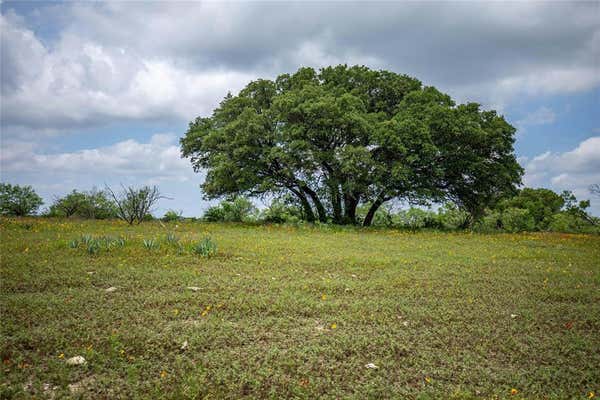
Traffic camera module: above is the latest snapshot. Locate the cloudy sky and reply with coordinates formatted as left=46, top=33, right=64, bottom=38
left=1, top=1, right=599, bottom=216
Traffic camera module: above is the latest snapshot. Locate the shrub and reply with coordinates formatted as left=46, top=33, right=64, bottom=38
left=47, top=189, right=117, bottom=219
left=547, top=212, right=597, bottom=233
left=192, top=237, right=217, bottom=257
left=203, top=205, right=226, bottom=222
left=203, top=197, right=257, bottom=222
left=261, top=200, right=301, bottom=224
left=437, top=203, right=470, bottom=230
left=106, top=185, right=165, bottom=225
left=163, top=209, right=182, bottom=222
left=475, top=210, right=502, bottom=233
left=500, top=207, right=535, bottom=232
left=0, top=183, right=44, bottom=216
left=394, top=208, right=440, bottom=230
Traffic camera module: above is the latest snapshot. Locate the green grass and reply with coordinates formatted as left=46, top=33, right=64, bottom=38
left=1, top=218, right=599, bottom=399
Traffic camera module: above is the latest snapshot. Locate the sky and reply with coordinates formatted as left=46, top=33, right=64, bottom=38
left=1, top=1, right=599, bottom=216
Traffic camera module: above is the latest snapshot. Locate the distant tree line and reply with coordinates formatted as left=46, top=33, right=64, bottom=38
left=201, top=188, right=599, bottom=233
left=1, top=183, right=598, bottom=233
left=0, top=183, right=164, bottom=225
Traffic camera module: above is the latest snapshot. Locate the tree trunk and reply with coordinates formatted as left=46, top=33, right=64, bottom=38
left=301, top=185, right=328, bottom=222
left=343, top=192, right=359, bottom=224
left=289, top=187, right=315, bottom=222
left=330, top=183, right=343, bottom=224
left=363, top=196, right=386, bottom=227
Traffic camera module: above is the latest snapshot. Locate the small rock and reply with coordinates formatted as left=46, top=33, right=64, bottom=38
left=186, top=286, right=201, bottom=291
left=510, top=314, right=518, bottom=319
left=66, top=356, right=87, bottom=366
left=181, top=340, right=189, bottom=350
left=104, top=287, right=117, bottom=293
left=87, top=271, right=95, bottom=275
left=365, top=363, right=379, bottom=369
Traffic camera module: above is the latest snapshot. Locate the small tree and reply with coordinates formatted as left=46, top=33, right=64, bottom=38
left=48, top=188, right=117, bottom=219
left=0, top=183, right=43, bottom=216
left=106, top=185, right=165, bottom=225
left=49, top=190, right=88, bottom=217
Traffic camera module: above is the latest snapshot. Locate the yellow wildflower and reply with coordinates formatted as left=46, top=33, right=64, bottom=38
left=331, top=323, right=337, bottom=329
left=510, top=388, right=518, bottom=395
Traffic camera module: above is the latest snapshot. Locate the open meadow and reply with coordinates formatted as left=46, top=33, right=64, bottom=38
left=1, top=218, right=599, bottom=399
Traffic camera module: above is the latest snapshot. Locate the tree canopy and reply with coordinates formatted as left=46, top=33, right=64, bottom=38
left=181, top=65, right=522, bottom=225
left=0, top=183, right=44, bottom=216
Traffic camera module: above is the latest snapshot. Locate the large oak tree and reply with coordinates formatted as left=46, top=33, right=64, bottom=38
left=181, top=65, right=522, bottom=225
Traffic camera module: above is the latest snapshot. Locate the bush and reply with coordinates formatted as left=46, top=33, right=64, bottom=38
left=0, top=183, right=43, bottom=216
left=437, top=203, right=470, bottom=230
left=500, top=207, right=536, bottom=232
left=203, top=197, right=257, bottom=222
left=547, top=212, right=597, bottom=233
left=260, top=200, right=301, bottom=224
left=203, top=205, right=226, bottom=222
left=394, top=208, right=440, bottom=230
left=163, top=209, right=182, bottom=222
left=48, top=189, right=117, bottom=219
left=106, top=185, right=164, bottom=225
left=475, top=210, right=502, bottom=233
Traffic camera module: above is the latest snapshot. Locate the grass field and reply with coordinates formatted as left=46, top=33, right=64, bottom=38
left=1, top=218, right=599, bottom=399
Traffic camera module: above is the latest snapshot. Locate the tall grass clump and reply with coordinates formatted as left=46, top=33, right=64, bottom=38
left=192, top=237, right=217, bottom=257
left=142, top=238, right=159, bottom=251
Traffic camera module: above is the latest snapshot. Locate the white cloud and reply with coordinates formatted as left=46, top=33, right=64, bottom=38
left=1, top=133, right=192, bottom=179
left=0, top=13, right=254, bottom=132
left=522, top=136, right=600, bottom=214
left=0, top=133, right=209, bottom=215
left=2, top=2, right=599, bottom=132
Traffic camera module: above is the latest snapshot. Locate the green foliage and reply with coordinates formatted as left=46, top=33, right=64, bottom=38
left=181, top=65, right=522, bottom=226
left=356, top=203, right=393, bottom=227
left=162, top=209, right=182, bottom=222
left=499, top=207, right=536, bottom=233
left=203, top=205, right=226, bottom=222
left=0, top=183, right=44, bottom=216
left=497, top=188, right=564, bottom=229
left=165, top=232, right=179, bottom=244
left=481, top=188, right=597, bottom=233
left=48, top=189, right=117, bottom=219
left=203, top=197, right=256, bottom=222
left=548, top=212, right=599, bottom=233
left=192, top=237, right=217, bottom=257
left=393, top=208, right=441, bottom=230
left=260, top=200, right=302, bottom=224
left=69, top=234, right=126, bottom=255
left=475, top=211, right=503, bottom=233
left=143, top=238, right=159, bottom=250
left=436, top=203, right=470, bottom=230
